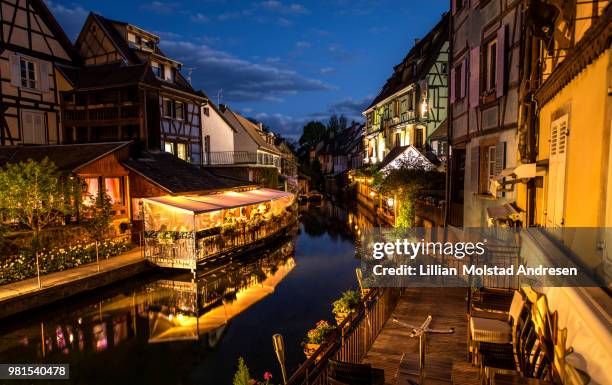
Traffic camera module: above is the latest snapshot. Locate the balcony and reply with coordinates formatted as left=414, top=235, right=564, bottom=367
left=203, top=151, right=280, bottom=167
left=63, top=104, right=140, bottom=126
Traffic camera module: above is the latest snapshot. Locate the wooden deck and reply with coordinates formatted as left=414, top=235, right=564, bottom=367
left=361, top=288, right=470, bottom=385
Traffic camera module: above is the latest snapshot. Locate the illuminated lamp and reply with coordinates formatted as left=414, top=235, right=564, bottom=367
left=387, top=198, right=395, bottom=207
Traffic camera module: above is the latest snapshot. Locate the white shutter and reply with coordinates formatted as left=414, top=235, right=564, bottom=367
left=494, top=142, right=506, bottom=175
left=9, top=54, right=21, bottom=87
left=546, top=115, right=569, bottom=227
left=39, top=62, right=50, bottom=92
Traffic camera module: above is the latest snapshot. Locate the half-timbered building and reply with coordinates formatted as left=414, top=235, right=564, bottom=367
left=0, top=0, right=79, bottom=146
left=362, top=13, right=449, bottom=166
left=447, top=0, right=523, bottom=227
left=59, top=13, right=205, bottom=164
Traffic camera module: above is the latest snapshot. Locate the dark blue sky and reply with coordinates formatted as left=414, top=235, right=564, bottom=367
left=45, top=0, right=448, bottom=139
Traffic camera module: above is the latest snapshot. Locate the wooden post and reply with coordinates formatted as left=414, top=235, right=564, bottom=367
left=35, top=252, right=42, bottom=288
left=96, top=241, right=100, bottom=273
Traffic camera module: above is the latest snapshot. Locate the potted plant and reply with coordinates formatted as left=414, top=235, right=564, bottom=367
left=303, top=320, right=335, bottom=359
left=332, top=290, right=361, bottom=325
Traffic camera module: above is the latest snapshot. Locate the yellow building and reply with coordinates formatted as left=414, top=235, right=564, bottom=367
left=516, top=1, right=611, bottom=229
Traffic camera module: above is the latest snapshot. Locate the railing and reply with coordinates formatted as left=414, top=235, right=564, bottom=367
left=286, top=287, right=403, bottom=385
left=63, top=105, right=140, bottom=122
left=203, top=151, right=280, bottom=167
left=144, top=215, right=297, bottom=270
left=0, top=231, right=143, bottom=288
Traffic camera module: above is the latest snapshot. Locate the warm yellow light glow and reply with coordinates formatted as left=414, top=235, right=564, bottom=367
left=421, top=100, right=428, bottom=117
left=369, top=191, right=376, bottom=197
left=387, top=198, right=395, bottom=207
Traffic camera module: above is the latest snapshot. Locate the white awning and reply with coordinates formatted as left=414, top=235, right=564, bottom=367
left=141, top=188, right=294, bottom=214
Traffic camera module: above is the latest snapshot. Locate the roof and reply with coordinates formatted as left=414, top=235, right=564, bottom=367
left=378, top=145, right=435, bottom=174
left=122, top=152, right=254, bottom=194
left=428, top=119, right=448, bottom=140
left=76, top=13, right=142, bottom=64
left=29, top=0, right=80, bottom=64
left=366, top=13, right=449, bottom=110
left=142, top=188, right=293, bottom=214
left=0, top=142, right=130, bottom=173
left=221, top=107, right=281, bottom=155
left=75, top=13, right=200, bottom=96
left=56, top=62, right=154, bottom=90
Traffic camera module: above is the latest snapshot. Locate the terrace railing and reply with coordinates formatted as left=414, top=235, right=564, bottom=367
left=286, top=287, right=403, bottom=385
left=203, top=151, right=281, bottom=167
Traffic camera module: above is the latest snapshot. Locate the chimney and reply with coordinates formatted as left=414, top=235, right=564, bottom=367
left=219, top=104, right=227, bottom=112
left=414, top=38, right=420, bottom=45
left=258, top=122, right=264, bottom=131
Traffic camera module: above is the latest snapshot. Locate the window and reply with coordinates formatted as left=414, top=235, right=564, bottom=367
left=163, top=99, right=174, bottom=118
left=176, top=143, right=187, bottom=161
left=20, top=58, right=38, bottom=89
left=454, top=64, right=462, bottom=100
left=22, top=111, right=46, bottom=144
left=486, top=40, right=498, bottom=91
left=152, top=62, right=165, bottom=80
left=441, top=63, right=448, bottom=75
left=104, top=177, right=124, bottom=205
left=83, top=177, right=100, bottom=205
left=164, top=142, right=174, bottom=154
left=204, top=135, right=211, bottom=164
left=414, top=128, right=424, bottom=148
left=175, top=101, right=184, bottom=120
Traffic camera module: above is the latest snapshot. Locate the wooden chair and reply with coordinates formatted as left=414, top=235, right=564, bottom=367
left=328, top=359, right=385, bottom=385
left=470, top=290, right=526, bottom=364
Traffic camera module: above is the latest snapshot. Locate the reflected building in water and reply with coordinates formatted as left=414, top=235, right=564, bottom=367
left=0, top=240, right=296, bottom=360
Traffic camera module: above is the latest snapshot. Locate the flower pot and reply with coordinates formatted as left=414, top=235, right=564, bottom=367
left=334, top=312, right=349, bottom=325
left=303, top=343, right=321, bottom=359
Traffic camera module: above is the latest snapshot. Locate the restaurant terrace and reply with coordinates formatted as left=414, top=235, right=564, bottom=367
left=142, top=188, right=295, bottom=269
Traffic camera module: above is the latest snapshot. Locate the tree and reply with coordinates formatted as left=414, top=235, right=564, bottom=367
left=298, top=121, right=327, bottom=149
left=0, top=158, right=79, bottom=249
left=379, top=160, right=445, bottom=228
left=327, top=114, right=348, bottom=137
left=83, top=191, right=114, bottom=242
left=233, top=358, right=251, bottom=385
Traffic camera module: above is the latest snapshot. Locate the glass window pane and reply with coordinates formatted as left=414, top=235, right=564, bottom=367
left=105, top=177, right=123, bottom=205
left=164, top=142, right=174, bottom=154
left=177, top=143, right=187, bottom=160
left=84, top=177, right=100, bottom=205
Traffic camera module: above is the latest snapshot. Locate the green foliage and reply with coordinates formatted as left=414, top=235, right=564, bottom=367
left=332, top=290, right=361, bottom=315
left=259, top=168, right=279, bottom=189
left=305, top=320, right=335, bottom=344
left=83, top=191, right=114, bottom=241
left=0, top=240, right=131, bottom=285
left=378, top=162, right=445, bottom=229
left=327, top=114, right=348, bottom=137
left=298, top=121, right=328, bottom=149
left=0, top=158, right=80, bottom=248
left=233, top=358, right=251, bottom=385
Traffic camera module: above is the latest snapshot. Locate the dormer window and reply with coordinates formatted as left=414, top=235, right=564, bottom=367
left=152, top=62, right=165, bottom=80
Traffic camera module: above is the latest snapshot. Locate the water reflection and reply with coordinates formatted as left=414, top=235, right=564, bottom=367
left=146, top=243, right=296, bottom=344
left=0, top=201, right=379, bottom=384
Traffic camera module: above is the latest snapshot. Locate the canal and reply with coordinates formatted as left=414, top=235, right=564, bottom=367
left=0, top=201, right=380, bottom=385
